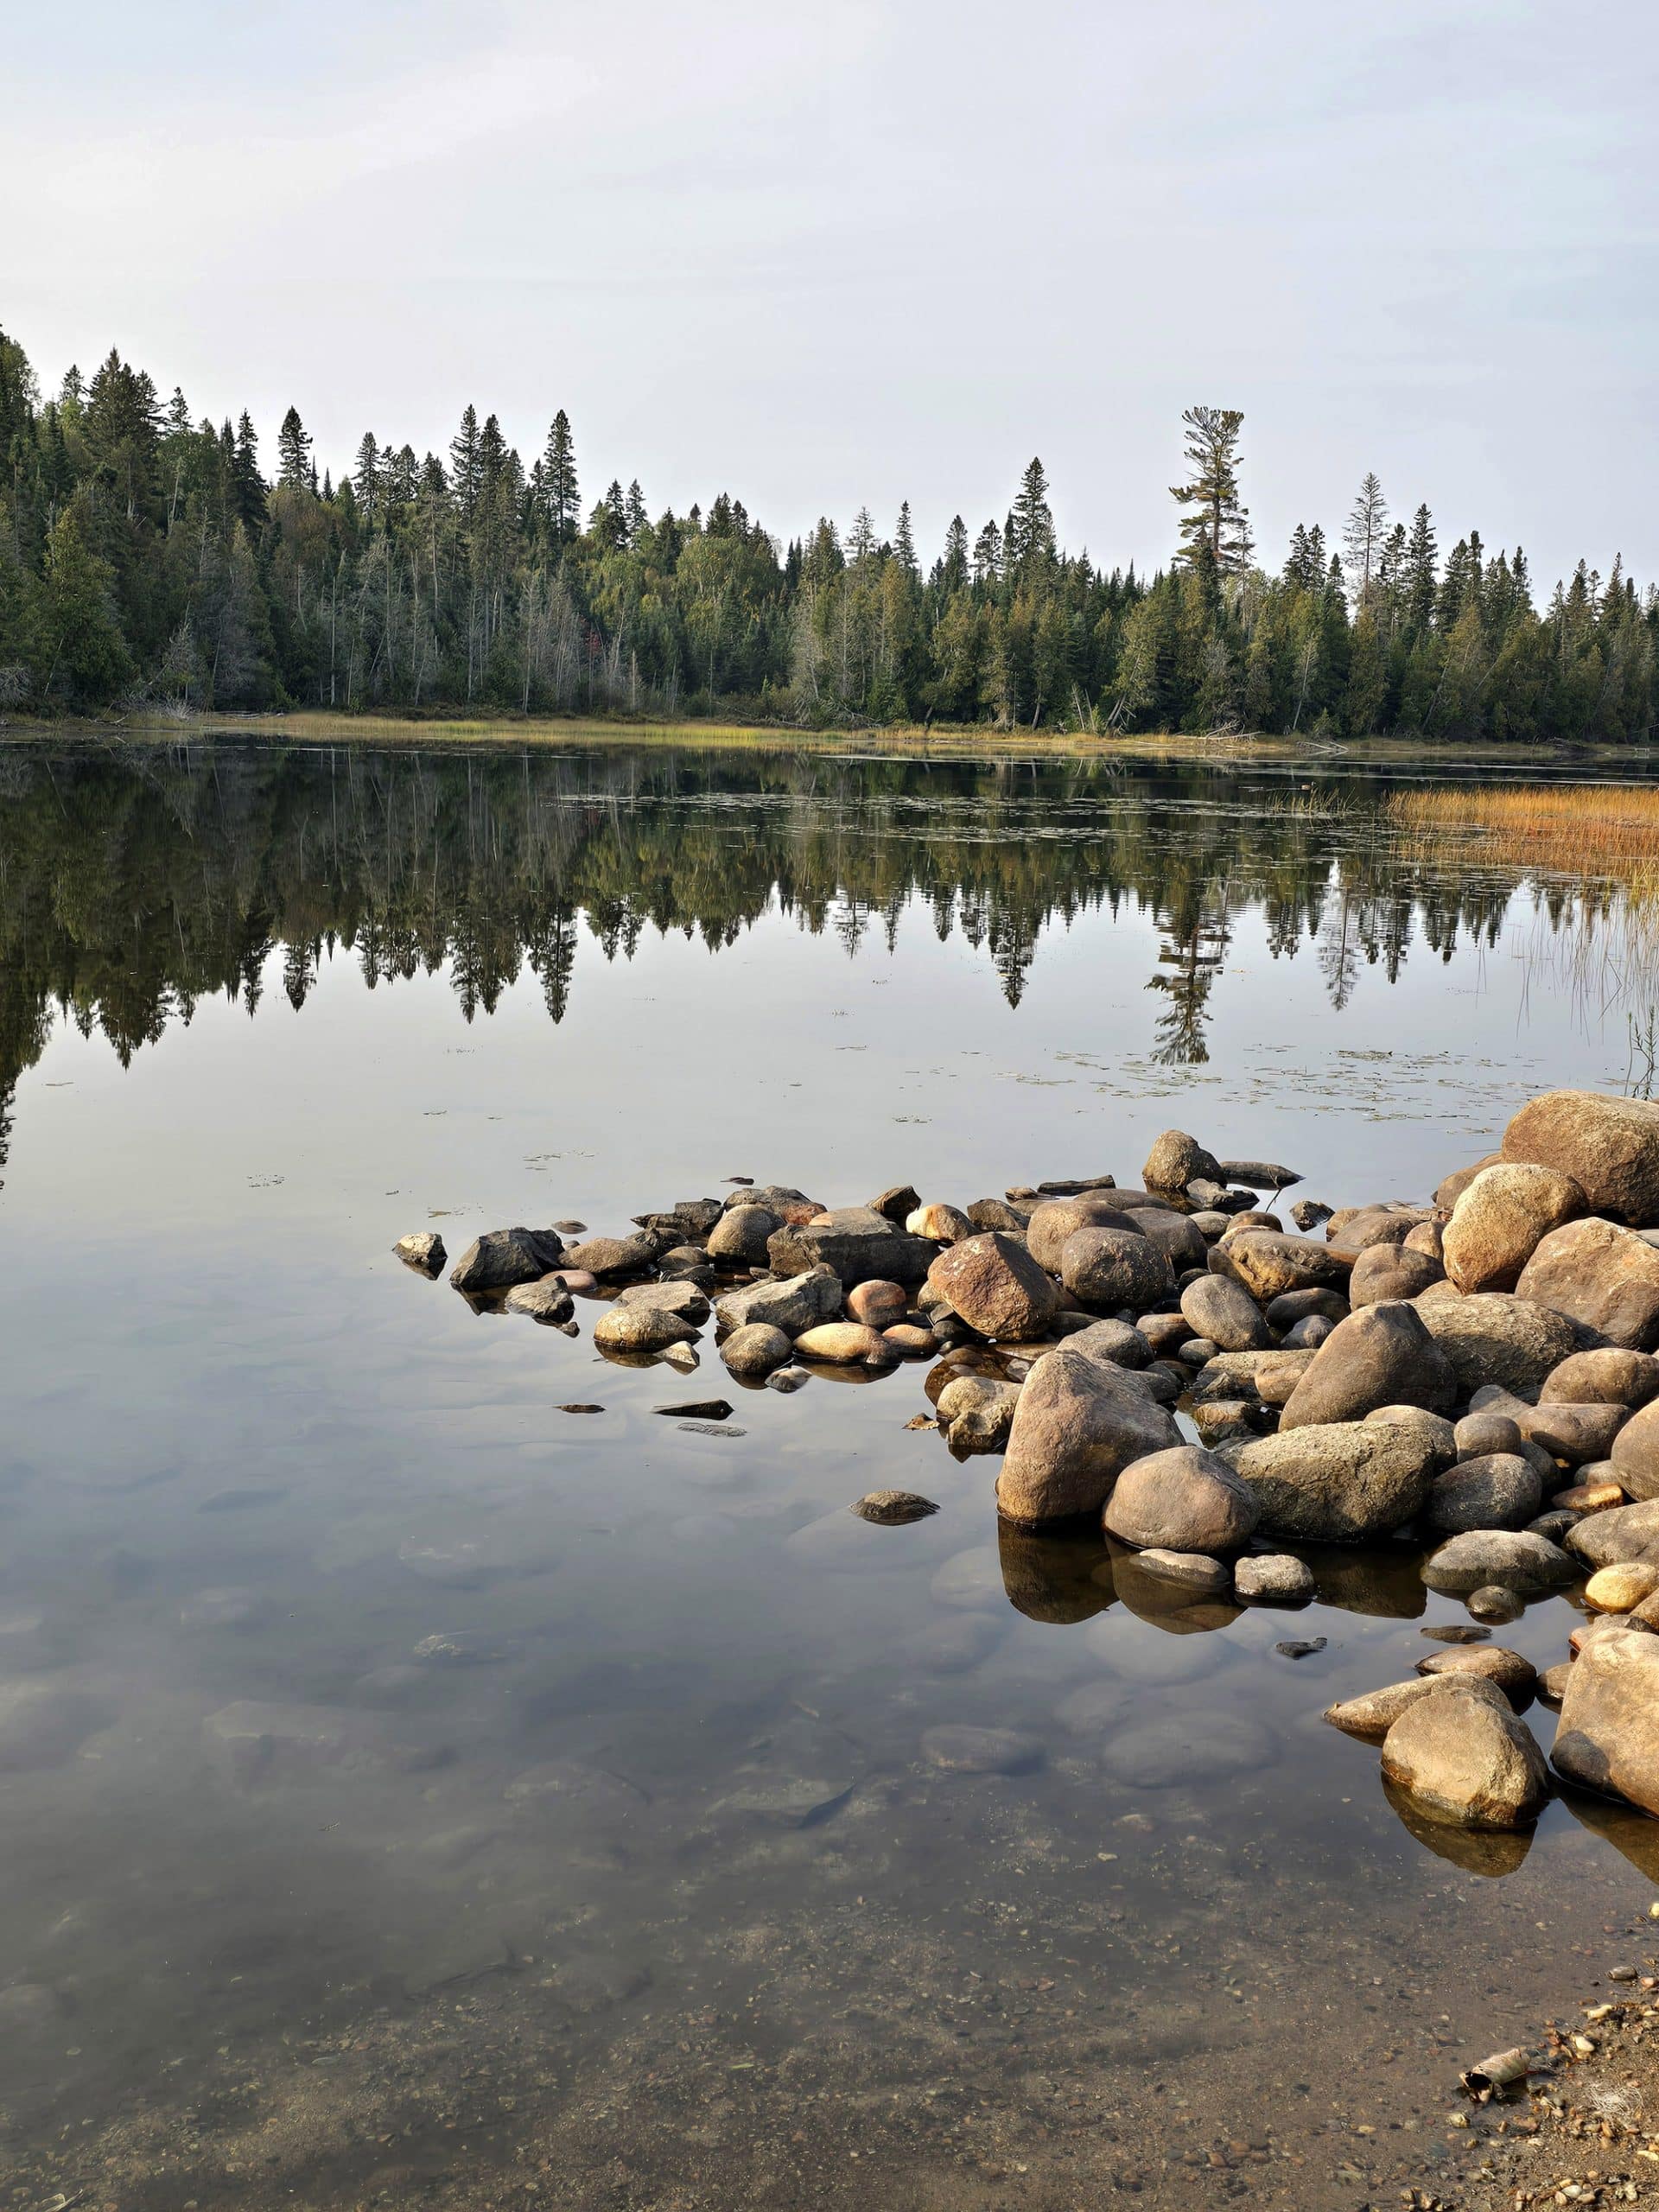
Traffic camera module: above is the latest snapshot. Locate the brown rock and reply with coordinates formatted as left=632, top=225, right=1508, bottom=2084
left=1553, top=1628, right=1659, bottom=1813
left=882, top=1323, right=938, bottom=1357
left=1502, top=1089, right=1659, bottom=1224
left=1232, top=1419, right=1440, bottom=1542
left=906, top=1201, right=976, bottom=1243
left=794, top=1323, right=891, bottom=1364
left=1061, top=1227, right=1175, bottom=1313
left=1541, top=1347, right=1659, bottom=1408
left=1322, top=1673, right=1510, bottom=1743
left=1516, top=1216, right=1659, bottom=1351
left=593, top=1304, right=698, bottom=1355
left=1566, top=1497, right=1659, bottom=1569
left=847, top=1279, right=908, bottom=1328
left=1026, top=1195, right=1145, bottom=1274
left=1327, top=1205, right=1433, bottom=1259
left=1380, top=1688, right=1549, bottom=1828
left=996, top=1348, right=1180, bottom=1524
left=719, top=1323, right=794, bottom=1378
left=565, top=1232, right=660, bottom=1279
left=1435, top=1153, right=1504, bottom=1211
left=1612, top=1400, right=1659, bottom=1501
left=1223, top=1231, right=1351, bottom=1302
left=706, top=1205, right=780, bottom=1266
left=1555, top=1478, right=1628, bottom=1515
left=1351, top=1243, right=1445, bottom=1305
left=1278, top=1302, right=1458, bottom=1430
left=926, top=1233, right=1058, bottom=1341
left=1424, top=1453, right=1542, bottom=1534
left=1143, top=1128, right=1220, bottom=1192
left=1414, top=1292, right=1580, bottom=1396
left=1179, top=1273, right=1273, bottom=1352
left=1443, top=1162, right=1586, bottom=1294
left=1415, top=1645, right=1537, bottom=1703
left=868, top=1184, right=921, bottom=1225
left=1101, top=1444, right=1259, bottom=1554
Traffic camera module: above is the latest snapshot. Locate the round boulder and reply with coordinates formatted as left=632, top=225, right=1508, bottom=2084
left=1542, top=1348, right=1659, bottom=1409
left=1278, top=1302, right=1458, bottom=1430
left=926, top=1233, right=1058, bottom=1341
left=1501, top=1089, right=1659, bottom=1224
left=1424, top=1453, right=1544, bottom=1535
left=1350, top=1244, right=1446, bottom=1306
left=1143, top=1129, right=1221, bottom=1192
left=720, top=1323, right=793, bottom=1379
left=1380, top=1687, right=1549, bottom=1829
left=1443, top=1162, right=1586, bottom=1294
left=1060, top=1227, right=1175, bottom=1313
left=1102, top=1445, right=1259, bottom=1555
left=1179, top=1274, right=1272, bottom=1353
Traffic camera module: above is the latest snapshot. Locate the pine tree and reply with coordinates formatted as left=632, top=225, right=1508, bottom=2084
left=353, top=432, right=381, bottom=522
left=940, top=515, right=969, bottom=593
left=625, top=480, right=648, bottom=543
left=449, top=406, right=481, bottom=524
left=1169, top=406, right=1252, bottom=574
left=973, top=518, right=1002, bottom=586
left=540, top=410, right=578, bottom=542
left=1404, top=504, right=1438, bottom=632
left=1008, top=458, right=1055, bottom=573
left=232, top=411, right=267, bottom=530
left=893, top=500, right=918, bottom=576
left=276, top=406, right=313, bottom=490
left=1342, top=472, right=1389, bottom=600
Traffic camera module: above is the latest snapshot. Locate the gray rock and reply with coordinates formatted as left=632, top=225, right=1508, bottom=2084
left=1415, top=1644, right=1537, bottom=1702
left=1467, top=1584, right=1526, bottom=1624
left=995, top=1346, right=1181, bottom=1524
left=1061, top=1226, right=1175, bottom=1313
left=720, top=1323, right=794, bottom=1378
left=1278, top=1302, right=1458, bottom=1430
left=1414, top=1292, right=1581, bottom=1396
left=1265, top=1287, right=1350, bottom=1329
left=1380, top=1687, right=1549, bottom=1829
left=594, top=1303, right=698, bottom=1356
left=1421, top=1530, right=1580, bottom=1596
left=767, top=1214, right=936, bottom=1288
left=966, top=1196, right=1033, bottom=1233
left=1220, top=1159, right=1303, bottom=1190
left=1612, top=1399, right=1659, bottom=1499
left=1134, top=1548, right=1231, bottom=1592
left=1323, top=1672, right=1512, bottom=1742
left=448, top=1225, right=565, bottom=1294
left=502, top=1275, right=576, bottom=1322
left=1135, top=1209, right=1210, bottom=1273
left=1063, top=1318, right=1155, bottom=1369
left=1179, top=1273, right=1273, bottom=1353
left=1290, top=1199, right=1333, bottom=1230
left=1363, top=1403, right=1459, bottom=1469
left=1455, top=1409, right=1524, bottom=1459
left=715, top=1269, right=843, bottom=1335
left=565, top=1232, right=662, bottom=1279
left=394, top=1230, right=446, bottom=1274
left=1566, top=1497, right=1659, bottom=1569
left=1280, top=1314, right=1334, bottom=1351
left=1424, top=1453, right=1543, bottom=1534
left=1349, top=1244, right=1445, bottom=1306
left=921, top=1725, right=1044, bottom=1775
left=617, top=1279, right=711, bottom=1323
left=1102, top=1443, right=1260, bottom=1554
left=851, top=1491, right=938, bottom=1525
left=1233, top=1552, right=1315, bottom=1603
left=1232, top=1420, right=1440, bottom=1542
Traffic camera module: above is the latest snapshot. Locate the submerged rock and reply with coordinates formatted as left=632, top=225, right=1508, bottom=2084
left=921, top=1724, right=1043, bottom=1776
left=851, top=1490, right=938, bottom=1525
left=1349, top=1244, right=1445, bottom=1306
left=1233, top=1552, right=1315, bottom=1603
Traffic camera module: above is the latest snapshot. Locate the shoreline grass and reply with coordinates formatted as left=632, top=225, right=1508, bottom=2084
left=1386, top=783, right=1659, bottom=885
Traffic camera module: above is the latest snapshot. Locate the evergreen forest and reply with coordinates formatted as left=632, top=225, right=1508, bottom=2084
left=0, top=331, right=1652, bottom=741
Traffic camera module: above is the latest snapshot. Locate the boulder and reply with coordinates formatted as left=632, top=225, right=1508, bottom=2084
left=502, top=1276, right=576, bottom=1323
left=851, top=1491, right=938, bottom=1525
left=1363, top=1403, right=1458, bottom=1468
left=794, top=1323, right=891, bottom=1364
left=448, top=1226, right=565, bottom=1294
left=719, top=1323, right=794, bottom=1379
left=394, top=1230, right=446, bottom=1275
left=1323, top=1672, right=1511, bottom=1743
left=1380, top=1688, right=1549, bottom=1828
left=1281, top=1314, right=1335, bottom=1350
left=846, top=1279, right=908, bottom=1328
left=1222, top=1231, right=1351, bottom=1302
left=1265, top=1287, right=1350, bottom=1329
left=724, top=1184, right=818, bottom=1217
left=1424, top=1453, right=1542, bottom=1534
left=906, top=1201, right=976, bottom=1243
left=996, top=1348, right=1181, bottom=1525
left=1516, top=1217, right=1659, bottom=1351
left=1552, top=1628, right=1659, bottom=1814
left=1143, top=1129, right=1221, bottom=1192
left=1567, top=1498, right=1659, bottom=1570
left=1455, top=1409, right=1524, bottom=1460
left=706, top=1205, right=780, bottom=1267
left=1351, top=1244, right=1445, bottom=1306
left=767, top=1213, right=937, bottom=1288
left=1026, top=1196, right=1145, bottom=1274
left=1278, top=1303, right=1458, bottom=1430
left=1415, top=1646, right=1538, bottom=1704
left=1134, top=1210, right=1210, bottom=1273
left=1233, top=1553, right=1315, bottom=1602
left=1442, top=1163, right=1586, bottom=1294
left=1063, top=1318, right=1154, bottom=1369
left=1102, top=1444, right=1260, bottom=1554
left=565, top=1232, right=661, bottom=1279
left=1502, top=1090, right=1659, bottom=1224
left=1585, top=1561, right=1659, bottom=1612
left=1179, top=1274, right=1273, bottom=1353
left=935, top=1373, right=1011, bottom=1422
left=949, top=1393, right=1020, bottom=1455
left=966, top=1196, right=1033, bottom=1234
left=1327, top=1205, right=1431, bottom=1259
left=715, top=1270, right=843, bottom=1336
left=1254, top=1350, right=1318, bottom=1407
left=1404, top=1219, right=1445, bottom=1260
left=926, top=1233, right=1058, bottom=1341
left=1612, top=1400, right=1659, bottom=1500
left=1542, top=1348, right=1659, bottom=1408
left=618, top=1280, right=710, bottom=1322
left=1134, top=1548, right=1230, bottom=1592
left=1060, top=1227, right=1175, bottom=1313
left=1435, top=1153, right=1504, bottom=1211
left=1221, top=1159, right=1303, bottom=1191
left=1232, top=1421, right=1440, bottom=1542
left=1421, top=1529, right=1579, bottom=1596
left=1522, top=1399, right=1630, bottom=1467
left=1414, top=1293, right=1580, bottom=1396
left=868, top=1184, right=921, bottom=1225
left=593, top=1304, right=698, bottom=1356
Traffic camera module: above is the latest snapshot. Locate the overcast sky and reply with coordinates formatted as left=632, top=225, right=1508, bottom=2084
left=8, top=0, right=1657, bottom=587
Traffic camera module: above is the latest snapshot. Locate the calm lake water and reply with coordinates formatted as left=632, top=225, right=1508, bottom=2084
left=2, top=734, right=1658, bottom=2211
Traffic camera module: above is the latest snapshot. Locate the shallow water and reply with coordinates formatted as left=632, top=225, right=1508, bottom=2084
left=2, top=736, right=1657, bottom=2209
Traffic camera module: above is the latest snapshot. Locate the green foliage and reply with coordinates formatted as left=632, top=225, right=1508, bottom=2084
left=0, top=325, right=1653, bottom=741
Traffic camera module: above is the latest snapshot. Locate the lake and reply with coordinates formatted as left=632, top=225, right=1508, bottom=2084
left=2, top=732, right=1656, bottom=2211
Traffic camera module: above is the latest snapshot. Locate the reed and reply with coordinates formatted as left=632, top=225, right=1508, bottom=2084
left=1386, top=784, right=1659, bottom=881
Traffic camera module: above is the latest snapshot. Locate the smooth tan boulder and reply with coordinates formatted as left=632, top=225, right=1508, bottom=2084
left=1435, top=1154, right=1504, bottom=1211
left=926, top=1233, right=1058, bottom=1341
left=794, top=1323, right=890, bottom=1363
left=847, top=1279, right=908, bottom=1328
left=1586, top=1562, right=1659, bottom=1612
left=1351, top=1244, right=1444, bottom=1305
left=1381, top=1687, right=1549, bottom=1829
left=1443, top=1162, right=1585, bottom=1294
left=996, top=1348, right=1180, bottom=1525
left=1143, top=1129, right=1221, bottom=1192
left=706, top=1205, right=780, bottom=1266
left=1415, top=1646, right=1537, bottom=1703
left=719, top=1322, right=793, bottom=1378
left=1323, top=1672, right=1510, bottom=1743
left=1179, top=1274, right=1271, bottom=1352
left=1542, top=1348, right=1659, bottom=1408
left=1503, top=1090, right=1659, bottom=1224
left=1554, top=1628, right=1659, bottom=1814
left=1027, top=1195, right=1144, bottom=1273
left=906, top=1201, right=976, bottom=1243
left=593, top=1304, right=698, bottom=1355
left=1612, top=1401, right=1659, bottom=1501
left=1566, top=1497, right=1659, bottom=1570
left=1516, top=1217, right=1659, bottom=1351
left=1414, top=1293, right=1580, bottom=1396
left=1102, top=1444, right=1259, bottom=1555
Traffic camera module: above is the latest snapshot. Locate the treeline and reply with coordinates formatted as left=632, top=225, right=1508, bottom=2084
left=0, top=333, right=1653, bottom=741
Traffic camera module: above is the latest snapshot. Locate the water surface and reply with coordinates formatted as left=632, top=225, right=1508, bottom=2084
left=2, top=736, right=1656, bottom=2210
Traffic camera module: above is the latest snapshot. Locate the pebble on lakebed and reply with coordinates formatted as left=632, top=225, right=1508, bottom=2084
left=391, top=1088, right=1659, bottom=1839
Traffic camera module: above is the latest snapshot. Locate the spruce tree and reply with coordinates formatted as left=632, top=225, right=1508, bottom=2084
left=276, top=406, right=313, bottom=490
left=449, top=405, right=481, bottom=524
left=1169, top=406, right=1252, bottom=574
left=232, top=410, right=267, bottom=530
left=1342, top=472, right=1389, bottom=600
left=1404, top=504, right=1438, bottom=632
left=1008, top=457, right=1055, bottom=572
left=893, top=500, right=918, bottom=575
left=540, top=410, right=578, bottom=542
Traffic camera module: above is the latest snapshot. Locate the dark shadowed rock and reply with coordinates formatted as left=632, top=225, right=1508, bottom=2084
left=1424, top=1453, right=1543, bottom=1534
left=1516, top=1216, right=1659, bottom=1351
left=394, top=1231, right=446, bottom=1275
left=1380, top=1687, right=1548, bottom=1828
left=1135, top=1210, right=1210, bottom=1273
left=1064, top=1319, right=1155, bottom=1370
left=448, top=1226, right=565, bottom=1294
left=926, top=1233, right=1058, bottom=1340
left=1061, top=1227, right=1174, bottom=1313
left=767, top=1216, right=936, bottom=1288
left=1278, top=1302, right=1457, bottom=1430
left=1502, top=1089, right=1659, bottom=1224
left=868, top=1183, right=921, bottom=1224
left=852, top=1491, right=939, bottom=1525
left=996, top=1347, right=1180, bottom=1525
left=1232, top=1420, right=1439, bottom=1541
left=502, top=1276, right=576, bottom=1323
left=1265, top=1287, right=1351, bottom=1329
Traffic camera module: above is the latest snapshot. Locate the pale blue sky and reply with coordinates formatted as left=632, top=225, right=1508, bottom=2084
left=8, top=0, right=1656, bottom=587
